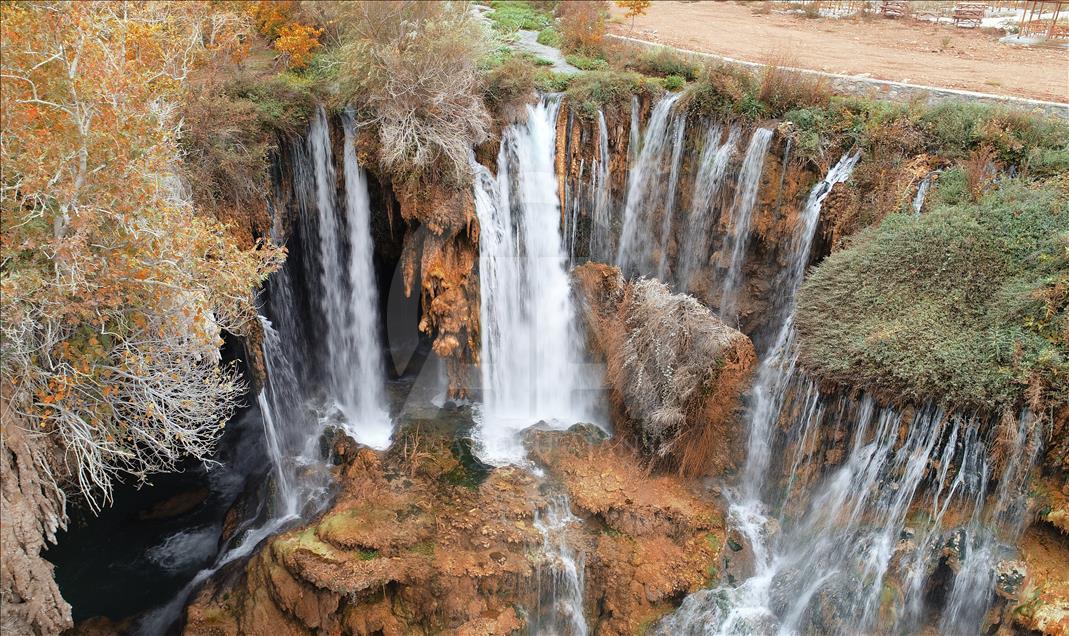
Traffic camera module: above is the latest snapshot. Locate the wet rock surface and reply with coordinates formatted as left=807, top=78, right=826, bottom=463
left=181, top=427, right=726, bottom=635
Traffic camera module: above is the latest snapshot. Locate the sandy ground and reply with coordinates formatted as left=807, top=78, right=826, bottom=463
left=608, top=1, right=1068, bottom=103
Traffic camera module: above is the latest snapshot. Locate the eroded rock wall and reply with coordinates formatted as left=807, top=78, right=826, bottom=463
left=182, top=427, right=725, bottom=635
left=572, top=263, right=756, bottom=477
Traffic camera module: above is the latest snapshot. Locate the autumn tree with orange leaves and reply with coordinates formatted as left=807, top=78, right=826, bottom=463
left=0, top=2, right=283, bottom=510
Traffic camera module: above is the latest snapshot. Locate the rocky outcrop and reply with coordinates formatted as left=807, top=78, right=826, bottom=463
left=1012, top=521, right=1069, bottom=635
left=572, top=263, right=756, bottom=476
left=182, top=426, right=724, bottom=635
left=0, top=390, right=72, bottom=636
left=396, top=180, right=481, bottom=398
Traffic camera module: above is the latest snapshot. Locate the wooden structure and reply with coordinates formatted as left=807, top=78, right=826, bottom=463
left=953, top=2, right=988, bottom=25
left=1018, top=0, right=1068, bottom=39
left=880, top=0, right=910, bottom=18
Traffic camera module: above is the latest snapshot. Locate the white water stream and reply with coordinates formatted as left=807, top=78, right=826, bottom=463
left=473, top=96, right=599, bottom=466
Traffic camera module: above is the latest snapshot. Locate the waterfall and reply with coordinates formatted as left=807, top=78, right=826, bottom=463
left=654, top=114, right=687, bottom=280
left=913, top=170, right=938, bottom=215
left=308, top=106, right=391, bottom=449
left=676, top=124, right=739, bottom=292
left=738, top=150, right=860, bottom=501
left=531, top=495, right=588, bottom=636
left=615, top=92, right=683, bottom=276
left=473, top=96, right=597, bottom=465
left=588, top=110, right=613, bottom=263
left=657, top=150, right=1042, bottom=634
left=717, top=127, right=773, bottom=321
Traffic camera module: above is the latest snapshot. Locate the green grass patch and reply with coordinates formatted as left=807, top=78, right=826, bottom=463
left=565, top=53, right=609, bottom=71
left=487, top=1, right=552, bottom=32
left=795, top=179, right=1069, bottom=410
left=537, top=25, right=563, bottom=48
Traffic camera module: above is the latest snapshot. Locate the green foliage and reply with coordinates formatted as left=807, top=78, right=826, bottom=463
left=680, top=63, right=761, bottom=120
left=663, top=74, right=685, bottom=91
left=565, top=70, right=660, bottom=119
left=782, top=95, right=1069, bottom=169
left=534, top=70, right=572, bottom=93
left=537, top=25, right=563, bottom=47
left=487, top=1, right=552, bottom=32
left=796, top=179, right=1069, bottom=410
left=565, top=53, right=609, bottom=70
left=625, top=46, right=699, bottom=80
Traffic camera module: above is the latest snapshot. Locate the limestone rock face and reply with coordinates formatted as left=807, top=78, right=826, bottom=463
left=571, top=263, right=757, bottom=476
left=0, top=392, right=72, bottom=636
left=182, top=428, right=725, bottom=635
left=396, top=180, right=480, bottom=399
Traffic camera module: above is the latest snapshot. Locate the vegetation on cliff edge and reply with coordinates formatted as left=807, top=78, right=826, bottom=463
left=0, top=2, right=284, bottom=509
left=795, top=178, right=1069, bottom=412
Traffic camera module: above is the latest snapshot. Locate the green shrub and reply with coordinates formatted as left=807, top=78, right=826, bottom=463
left=487, top=1, right=552, bottom=31
left=565, top=70, right=660, bottom=118
left=565, top=53, right=609, bottom=70
left=663, top=74, right=685, bottom=91
left=626, top=46, right=699, bottom=80
left=534, top=70, right=572, bottom=93
left=795, top=179, right=1069, bottom=410
left=537, top=25, right=563, bottom=47
left=483, top=56, right=538, bottom=122
left=680, top=62, right=760, bottom=120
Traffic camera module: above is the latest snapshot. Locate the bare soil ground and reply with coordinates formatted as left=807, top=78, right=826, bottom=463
left=608, top=1, right=1068, bottom=103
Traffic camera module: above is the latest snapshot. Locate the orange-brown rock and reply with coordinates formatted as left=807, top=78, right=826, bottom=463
left=572, top=263, right=757, bottom=477
left=183, top=426, right=725, bottom=636
left=1012, top=521, right=1069, bottom=635
left=395, top=180, right=481, bottom=398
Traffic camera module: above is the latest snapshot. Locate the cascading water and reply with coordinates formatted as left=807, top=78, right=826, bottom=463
left=615, top=92, right=683, bottom=276
left=588, top=110, right=614, bottom=263
left=738, top=151, right=861, bottom=497
left=654, top=114, right=687, bottom=280
left=473, top=96, right=598, bottom=465
left=656, top=150, right=1043, bottom=634
left=308, top=106, right=392, bottom=449
left=531, top=495, right=588, bottom=636
left=676, top=124, right=739, bottom=292
left=137, top=108, right=392, bottom=633
left=717, top=127, right=773, bottom=322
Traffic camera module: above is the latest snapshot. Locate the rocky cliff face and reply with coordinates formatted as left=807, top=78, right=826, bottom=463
left=181, top=426, right=725, bottom=635
left=572, top=263, right=756, bottom=477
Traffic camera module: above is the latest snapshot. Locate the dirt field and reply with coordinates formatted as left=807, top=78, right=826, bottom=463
left=608, top=1, right=1068, bottom=103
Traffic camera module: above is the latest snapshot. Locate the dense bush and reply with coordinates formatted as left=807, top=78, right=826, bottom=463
left=558, top=1, right=607, bottom=52
left=565, top=70, right=661, bottom=118
left=663, top=75, right=686, bottom=91
left=795, top=179, right=1069, bottom=411
left=1, top=2, right=283, bottom=508
left=680, top=62, right=761, bottom=119
left=537, top=25, right=563, bottom=47
left=336, top=2, right=491, bottom=183
left=482, top=56, right=539, bottom=123
left=566, top=53, right=610, bottom=70
left=625, top=46, right=699, bottom=80
left=758, top=62, right=832, bottom=117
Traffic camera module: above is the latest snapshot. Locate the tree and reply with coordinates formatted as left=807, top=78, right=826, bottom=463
left=1, top=1, right=283, bottom=510
left=333, top=1, right=490, bottom=183
left=615, top=0, right=652, bottom=31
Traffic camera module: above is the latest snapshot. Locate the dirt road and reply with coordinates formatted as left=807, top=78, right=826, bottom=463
left=608, top=2, right=1068, bottom=103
